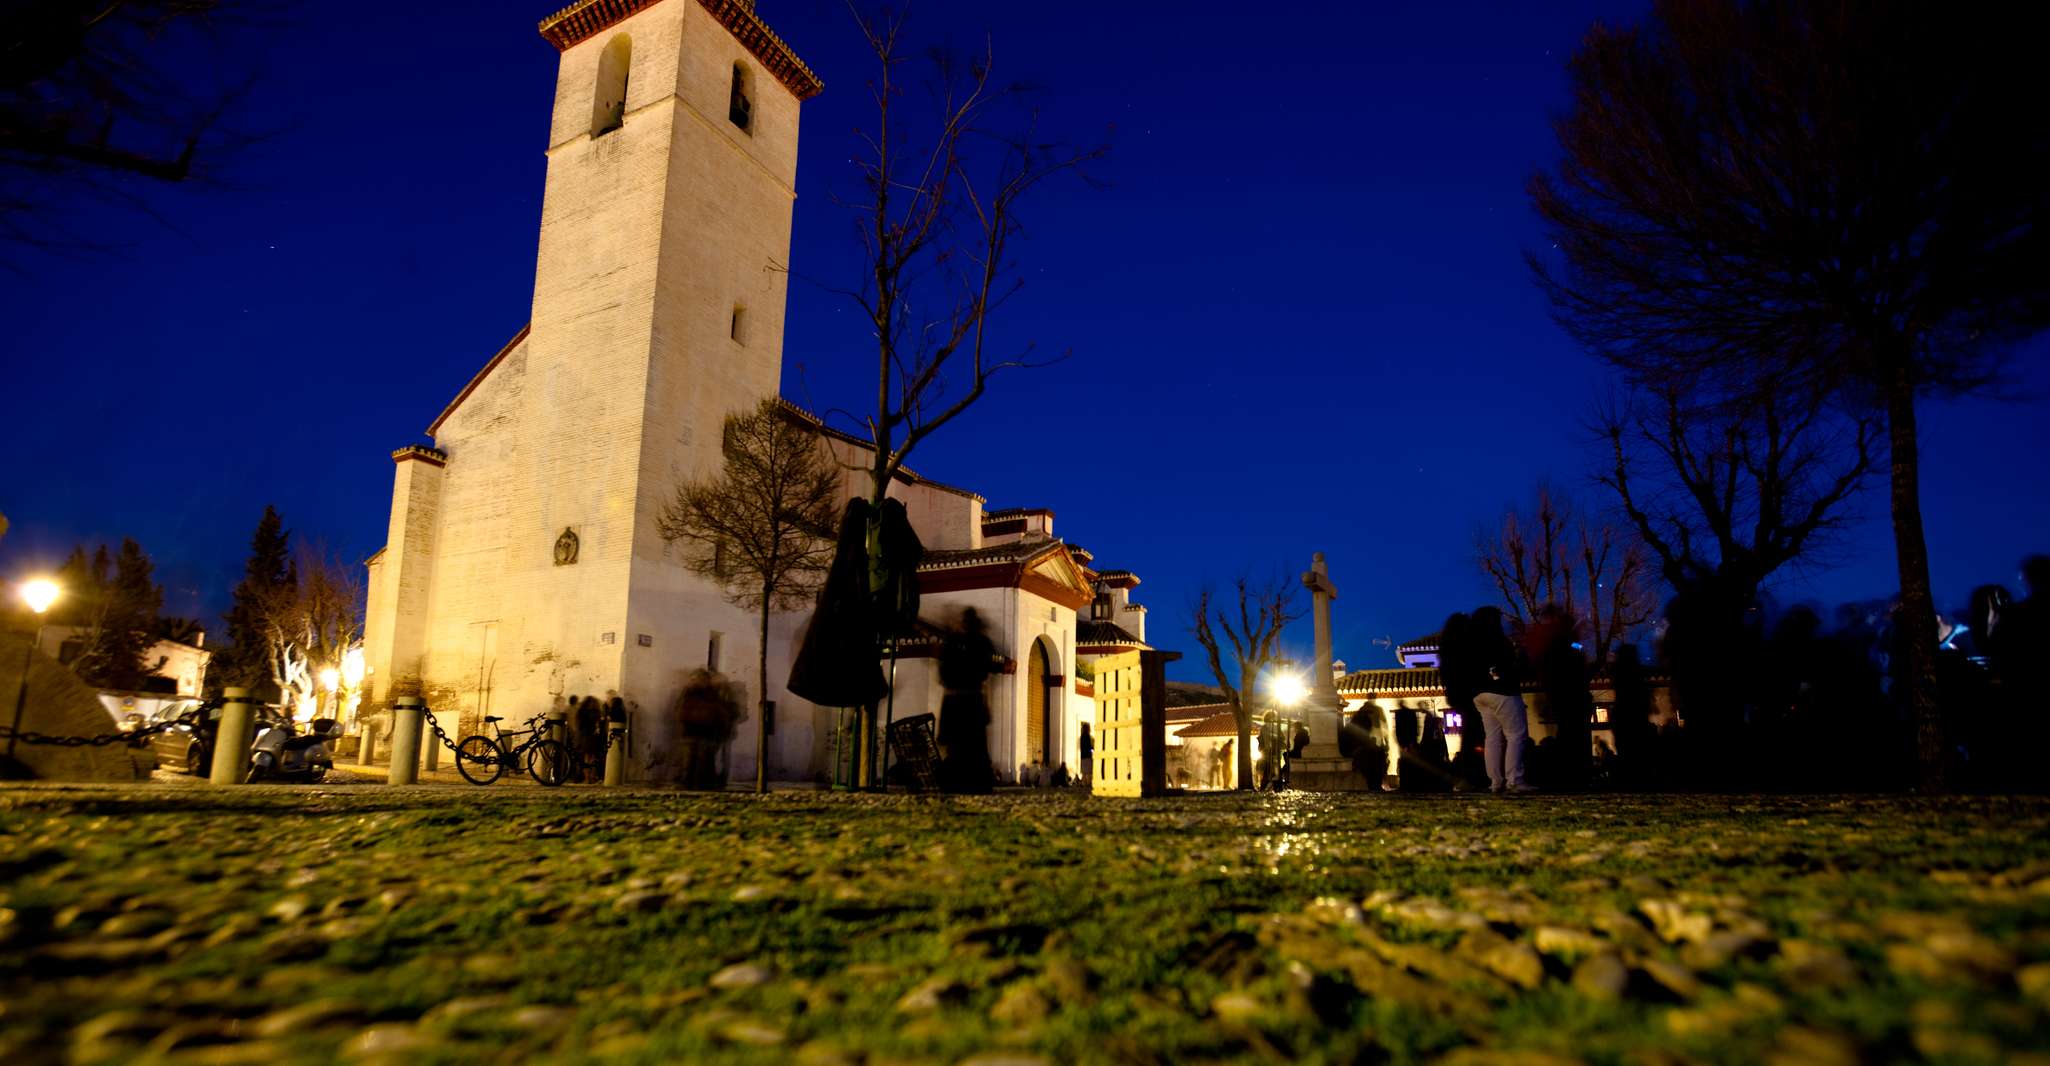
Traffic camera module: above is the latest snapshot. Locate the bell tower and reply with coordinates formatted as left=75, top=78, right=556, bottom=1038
left=364, top=0, right=822, bottom=783
left=511, top=0, right=820, bottom=709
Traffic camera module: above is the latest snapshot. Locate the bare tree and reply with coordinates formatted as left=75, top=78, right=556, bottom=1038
left=1190, top=576, right=1303, bottom=791
left=2, top=1, right=263, bottom=250
left=1530, top=0, right=2050, bottom=789
left=833, top=4, right=1105, bottom=514
left=657, top=399, right=841, bottom=792
left=1478, top=485, right=1656, bottom=665
left=259, top=544, right=362, bottom=720
left=1593, top=380, right=1874, bottom=756
left=1597, top=382, right=1876, bottom=613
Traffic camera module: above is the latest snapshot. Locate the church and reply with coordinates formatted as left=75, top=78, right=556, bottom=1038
left=360, top=0, right=1156, bottom=786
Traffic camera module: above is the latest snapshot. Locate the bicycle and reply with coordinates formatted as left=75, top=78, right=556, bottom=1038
left=453, top=713, right=572, bottom=787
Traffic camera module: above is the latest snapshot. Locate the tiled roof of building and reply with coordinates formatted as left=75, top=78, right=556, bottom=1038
left=1398, top=632, right=1441, bottom=652
left=1337, top=668, right=1443, bottom=695
left=1075, top=620, right=1144, bottom=648
left=1094, top=568, right=1140, bottom=589
left=982, top=507, right=1053, bottom=520
left=1334, top=667, right=1674, bottom=698
left=537, top=0, right=823, bottom=100
left=918, top=540, right=1064, bottom=572
left=1175, top=710, right=1246, bottom=739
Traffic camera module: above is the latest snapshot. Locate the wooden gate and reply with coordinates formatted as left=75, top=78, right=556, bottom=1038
left=1025, top=640, right=1050, bottom=769
left=1091, top=651, right=1141, bottom=795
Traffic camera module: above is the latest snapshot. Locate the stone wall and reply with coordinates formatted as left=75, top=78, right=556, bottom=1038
left=0, top=634, right=153, bottom=781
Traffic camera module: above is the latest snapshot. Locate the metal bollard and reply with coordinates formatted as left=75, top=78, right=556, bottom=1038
left=209, top=688, right=255, bottom=785
left=388, top=697, right=425, bottom=786
left=546, top=709, right=567, bottom=746
left=356, top=722, right=378, bottom=768
left=604, top=727, right=626, bottom=786
left=421, top=714, right=440, bottom=773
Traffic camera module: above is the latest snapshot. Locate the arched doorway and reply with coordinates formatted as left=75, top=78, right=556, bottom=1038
left=1025, top=639, right=1055, bottom=768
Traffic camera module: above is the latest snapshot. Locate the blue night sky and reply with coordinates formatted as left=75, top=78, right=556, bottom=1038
left=3, top=0, right=2046, bottom=682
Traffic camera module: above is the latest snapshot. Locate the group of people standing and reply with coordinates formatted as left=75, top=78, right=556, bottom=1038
left=562, top=693, right=625, bottom=783
left=1253, top=712, right=1310, bottom=790
left=1436, top=607, right=1539, bottom=794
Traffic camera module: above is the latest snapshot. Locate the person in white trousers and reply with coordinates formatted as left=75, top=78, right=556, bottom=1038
left=1469, top=607, right=1534, bottom=793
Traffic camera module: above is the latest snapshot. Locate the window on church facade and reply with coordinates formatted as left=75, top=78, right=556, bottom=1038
left=592, top=35, right=632, bottom=137
left=730, top=305, right=747, bottom=343
left=729, top=63, right=752, bottom=132
left=707, top=632, right=724, bottom=672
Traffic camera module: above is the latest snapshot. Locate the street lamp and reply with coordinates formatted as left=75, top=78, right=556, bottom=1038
left=20, top=579, right=58, bottom=616
left=339, top=647, right=366, bottom=729
left=5, top=577, right=62, bottom=779
left=1269, top=670, right=1308, bottom=709
left=318, top=666, right=341, bottom=721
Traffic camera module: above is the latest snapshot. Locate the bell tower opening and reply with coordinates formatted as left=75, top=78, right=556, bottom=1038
left=591, top=34, right=631, bottom=137
left=729, top=62, right=753, bottom=132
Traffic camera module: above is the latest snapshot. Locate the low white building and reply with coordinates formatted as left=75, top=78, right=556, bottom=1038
left=34, top=625, right=211, bottom=697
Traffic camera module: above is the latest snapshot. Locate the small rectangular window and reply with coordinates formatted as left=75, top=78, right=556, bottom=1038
left=707, top=632, right=723, bottom=672
left=730, top=306, right=746, bottom=343
left=729, top=65, right=753, bottom=131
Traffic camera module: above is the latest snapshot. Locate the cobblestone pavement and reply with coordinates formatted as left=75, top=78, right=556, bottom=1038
left=2, top=786, right=2047, bottom=1064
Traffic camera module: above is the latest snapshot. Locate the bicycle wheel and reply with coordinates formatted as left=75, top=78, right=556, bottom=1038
left=455, top=735, right=505, bottom=785
left=527, top=739, right=571, bottom=788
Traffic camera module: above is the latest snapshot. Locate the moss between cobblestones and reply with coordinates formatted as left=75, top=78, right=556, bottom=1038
left=2, top=786, right=2048, bottom=1064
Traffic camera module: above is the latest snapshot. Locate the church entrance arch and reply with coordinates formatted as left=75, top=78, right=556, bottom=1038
left=1025, top=638, right=1057, bottom=769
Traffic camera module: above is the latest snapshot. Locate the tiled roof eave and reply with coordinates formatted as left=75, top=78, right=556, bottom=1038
left=917, top=541, right=1062, bottom=572
left=538, top=0, right=823, bottom=100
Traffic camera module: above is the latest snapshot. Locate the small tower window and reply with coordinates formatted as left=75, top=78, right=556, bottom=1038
left=730, top=305, right=747, bottom=343
left=592, top=34, right=632, bottom=137
left=729, top=63, right=753, bottom=132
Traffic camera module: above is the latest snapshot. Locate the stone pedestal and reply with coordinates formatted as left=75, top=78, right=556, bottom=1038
left=1291, top=553, right=1371, bottom=791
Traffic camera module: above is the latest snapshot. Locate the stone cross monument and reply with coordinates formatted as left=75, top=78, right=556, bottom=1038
left=1289, top=551, right=1370, bottom=790
left=1302, top=553, right=1342, bottom=746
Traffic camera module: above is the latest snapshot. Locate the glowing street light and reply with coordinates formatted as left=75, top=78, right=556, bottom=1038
left=1270, top=671, right=1309, bottom=709
left=20, top=578, right=59, bottom=616
left=340, top=646, right=365, bottom=690
left=315, top=665, right=343, bottom=722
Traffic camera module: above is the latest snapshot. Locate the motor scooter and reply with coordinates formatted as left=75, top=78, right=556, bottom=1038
left=249, top=717, right=336, bottom=783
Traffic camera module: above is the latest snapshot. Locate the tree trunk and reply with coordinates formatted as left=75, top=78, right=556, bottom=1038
left=757, top=581, right=772, bottom=794
left=1884, top=359, right=1946, bottom=793
left=1235, top=662, right=1257, bottom=790
left=1234, top=709, right=1254, bottom=791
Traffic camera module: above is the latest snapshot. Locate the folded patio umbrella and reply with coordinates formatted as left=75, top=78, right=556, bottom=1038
left=787, top=498, right=889, bottom=708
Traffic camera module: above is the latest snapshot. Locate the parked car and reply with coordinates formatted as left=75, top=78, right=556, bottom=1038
left=146, top=699, right=286, bottom=776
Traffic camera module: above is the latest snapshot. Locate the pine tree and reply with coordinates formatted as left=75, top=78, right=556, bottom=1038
left=218, top=506, right=294, bottom=693
left=66, top=539, right=162, bottom=690
left=52, top=546, right=95, bottom=627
